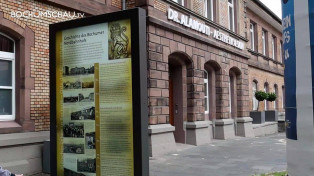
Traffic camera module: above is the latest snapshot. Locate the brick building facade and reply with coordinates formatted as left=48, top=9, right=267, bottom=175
left=0, top=0, right=283, bottom=174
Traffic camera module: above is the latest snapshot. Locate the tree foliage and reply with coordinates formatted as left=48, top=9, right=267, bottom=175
left=255, top=91, right=268, bottom=102
left=267, top=92, right=277, bottom=102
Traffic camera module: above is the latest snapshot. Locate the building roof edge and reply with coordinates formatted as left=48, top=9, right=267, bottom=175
left=252, top=0, right=282, bottom=24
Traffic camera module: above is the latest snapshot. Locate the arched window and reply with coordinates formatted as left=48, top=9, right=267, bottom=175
left=0, top=33, right=15, bottom=121
left=274, top=84, right=278, bottom=110
left=252, top=81, right=258, bottom=110
left=204, top=70, right=209, bottom=114
left=264, top=82, right=269, bottom=110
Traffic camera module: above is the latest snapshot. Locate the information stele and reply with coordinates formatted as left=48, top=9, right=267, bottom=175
left=283, top=0, right=314, bottom=176
left=49, top=8, right=148, bottom=176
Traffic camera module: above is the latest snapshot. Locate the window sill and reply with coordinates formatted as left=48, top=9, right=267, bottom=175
left=0, top=121, right=22, bottom=134
left=0, top=131, right=49, bottom=147
left=248, top=49, right=284, bottom=66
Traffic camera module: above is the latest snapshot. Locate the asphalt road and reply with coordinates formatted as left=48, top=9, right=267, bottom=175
left=150, top=133, right=287, bottom=176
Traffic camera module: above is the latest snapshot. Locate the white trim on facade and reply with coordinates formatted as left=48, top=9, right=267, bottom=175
left=0, top=32, right=15, bottom=121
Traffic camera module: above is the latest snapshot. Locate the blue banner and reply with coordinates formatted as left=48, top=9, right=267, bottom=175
left=282, top=0, right=297, bottom=140
left=309, top=0, right=314, bottom=129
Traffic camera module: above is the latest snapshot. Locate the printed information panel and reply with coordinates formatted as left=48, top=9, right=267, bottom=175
left=50, top=8, right=148, bottom=176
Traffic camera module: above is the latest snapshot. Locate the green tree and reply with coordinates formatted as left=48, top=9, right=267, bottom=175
left=266, top=92, right=277, bottom=107
left=254, top=91, right=268, bottom=111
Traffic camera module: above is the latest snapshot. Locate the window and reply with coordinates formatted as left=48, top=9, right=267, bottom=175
left=204, top=71, right=209, bottom=114
left=250, top=23, right=255, bottom=51
left=228, top=0, right=235, bottom=31
left=280, top=41, right=283, bottom=63
left=252, top=81, right=258, bottom=110
left=205, top=0, right=214, bottom=21
left=0, top=33, right=15, bottom=121
left=264, top=83, right=268, bottom=110
left=272, top=36, right=277, bottom=60
left=173, top=0, right=184, bottom=6
left=262, top=30, right=267, bottom=55
left=274, top=85, right=278, bottom=110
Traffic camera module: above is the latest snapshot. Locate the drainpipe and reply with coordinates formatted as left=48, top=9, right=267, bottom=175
left=122, top=0, right=126, bottom=10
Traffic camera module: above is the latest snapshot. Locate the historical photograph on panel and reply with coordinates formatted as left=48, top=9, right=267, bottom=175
left=85, top=132, right=96, bottom=149
left=77, top=158, right=96, bottom=173
left=63, top=90, right=94, bottom=103
left=108, top=19, right=131, bottom=60
left=71, top=106, right=95, bottom=120
left=64, top=168, right=86, bottom=176
left=81, top=76, right=94, bottom=89
left=64, top=143, right=85, bottom=154
left=63, top=77, right=82, bottom=90
left=63, top=64, right=94, bottom=76
left=63, top=122, right=84, bottom=138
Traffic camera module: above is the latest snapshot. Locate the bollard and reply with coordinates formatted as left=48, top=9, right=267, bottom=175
left=43, top=139, right=51, bottom=174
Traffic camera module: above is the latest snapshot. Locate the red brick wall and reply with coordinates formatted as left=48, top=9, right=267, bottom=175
left=247, top=9, right=284, bottom=112
left=112, top=0, right=122, bottom=9
left=147, top=23, right=250, bottom=123
left=0, top=0, right=86, bottom=131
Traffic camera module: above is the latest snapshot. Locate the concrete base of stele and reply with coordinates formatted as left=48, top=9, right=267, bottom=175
left=148, top=124, right=177, bottom=157
left=214, top=119, right=235, bottom=139
left=186, top=121, right=213, bottom=146
left=253, top=122, right=278, bottom=137
left=236, top=117, right=255, bottom=137
left=0, top=131, right=50, bottom=175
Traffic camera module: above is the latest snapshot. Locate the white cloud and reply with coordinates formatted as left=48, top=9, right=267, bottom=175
left=259, top=0, right=282, bottom=19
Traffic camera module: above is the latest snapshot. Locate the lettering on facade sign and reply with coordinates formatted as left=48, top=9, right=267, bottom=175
left=212, top=30, right=244, bottom=50
left=167, top=8, right=244, bottom=50
left=283, top=14, right=292, bottom=60
left=168, top=8, right=211, bottom=35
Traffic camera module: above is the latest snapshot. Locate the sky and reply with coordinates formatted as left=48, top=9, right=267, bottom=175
left=260, top=0, right=282, bottom=19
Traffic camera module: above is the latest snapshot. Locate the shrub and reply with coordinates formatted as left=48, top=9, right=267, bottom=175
left=254, top=91, right=268, bottom=111
left=267, top=92, right=277, bottom=102
left=255, top=91, right=268, bottom=101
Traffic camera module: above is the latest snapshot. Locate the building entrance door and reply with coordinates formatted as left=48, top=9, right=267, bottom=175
left=169, top=63, right=186, bottom=143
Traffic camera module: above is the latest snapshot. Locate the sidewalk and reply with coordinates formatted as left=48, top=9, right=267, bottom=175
left=150, top=133, right=287, bottom=176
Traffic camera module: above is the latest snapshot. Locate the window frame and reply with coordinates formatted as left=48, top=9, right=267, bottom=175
left=252, top=81, right=258, bottom=111
left=274, top=85, right=278, bottom=110
left=262, top=30, right=266, bottom=55
left=264, top=83, right=268, bottom=110
left=0, top=32, right=15, bottom=121
left=272, top=35, right=277, bottom=60
left=250, top=23, right=255, bottom=51
left=280, top=41, right=283, bottom=63
left=204, top=0, right=214, bottom=21
left=228, top=0, right=235, bottom=32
